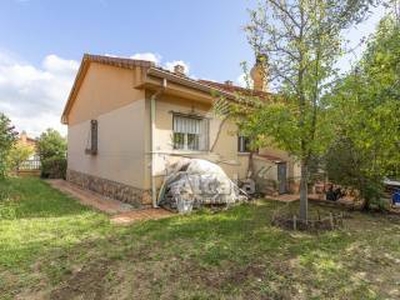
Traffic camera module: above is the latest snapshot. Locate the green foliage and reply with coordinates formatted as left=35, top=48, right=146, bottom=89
left=234, top=0, right=374, bottom=219
left=243, top=0, right=376, bottom=159
left=7, top=143, right=34, bottom=174
left=0, top=184, right=12, bottom=219
left=325, top=137, right=386, bottom=209
left=37, top=128, right=67, bottom=160
left=41, top=157, right=67, bottom=179
left=0, top=184, right=10, bottom=201
left=37, top=128, right=67, bottom=178
left=326, top=15, right=400, bottom=209
left=0, top=113, right=17, bottom=179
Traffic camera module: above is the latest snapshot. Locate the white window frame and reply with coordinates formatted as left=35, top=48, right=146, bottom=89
left=173, top=114, right=209, bottom=151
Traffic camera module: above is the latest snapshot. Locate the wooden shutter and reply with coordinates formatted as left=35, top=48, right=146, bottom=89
left=90, top=120, right=98, bottom=155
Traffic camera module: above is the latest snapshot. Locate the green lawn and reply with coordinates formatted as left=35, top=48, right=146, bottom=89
left=1, top=177, right=400, bottom=299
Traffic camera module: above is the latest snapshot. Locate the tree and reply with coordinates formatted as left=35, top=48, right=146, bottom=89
left=37, top=128, right=67, bottom=160
left=7, top=143, right=34, bottom=175
left=0, top=113, right=17, bottom=178
left=236, top=0, right=376, bottom=220
left=37, top=129, right=67, bottom=178
left=326, top=14, right=400, bottom=209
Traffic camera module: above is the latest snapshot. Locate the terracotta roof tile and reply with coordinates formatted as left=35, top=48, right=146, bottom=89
left=82, top=55, right=267, bottom=100
left=83, top=54, right=155, bottom=69
left=198, top=79, right=271, bottom=100
left=62, top=54, right=267, bottom=124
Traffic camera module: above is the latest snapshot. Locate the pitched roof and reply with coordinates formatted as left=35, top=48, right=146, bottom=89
left=145, top=67, right=236, bottom=99
left=198, top=79, right=270, bottom=100
left=82, top=54, right=155, bottom=69
left=61, top=54, right=268, bottom=124
left=61, top=54, right=155, bottom=123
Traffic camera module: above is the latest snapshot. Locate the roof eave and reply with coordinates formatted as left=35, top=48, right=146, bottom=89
left=146, top=67, right=236, bottom=100
left=60, top=54, right=155, bottom=125
left=60, top=54, right=90, bottom=125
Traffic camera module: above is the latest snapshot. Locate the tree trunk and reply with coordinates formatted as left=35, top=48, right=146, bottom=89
left=299, top=159, right=308, bottom=221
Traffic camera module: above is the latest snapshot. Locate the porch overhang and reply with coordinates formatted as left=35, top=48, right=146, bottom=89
left=135, top=67, right=237, bottom=104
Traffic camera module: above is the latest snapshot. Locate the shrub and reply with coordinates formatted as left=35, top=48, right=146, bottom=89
left=7, top=143, right=34, bottom=175
left=325, top=137, right=387, bottom=211
left=41, top=157, right=67, bottom=179
left=36, top=129, right=67, bottom=179
left=0, top=113, right=18, bottom=179
left=37, top=129, right=66, bottom=161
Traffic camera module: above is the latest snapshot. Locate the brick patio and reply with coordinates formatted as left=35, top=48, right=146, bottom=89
left=47, top=179, right=174, bottom=225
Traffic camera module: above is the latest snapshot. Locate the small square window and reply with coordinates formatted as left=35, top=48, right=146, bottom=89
left=238, top=135, right=251, bottom=153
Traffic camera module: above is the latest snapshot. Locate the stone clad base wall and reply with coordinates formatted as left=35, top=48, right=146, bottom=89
left=67, top=169, right=151, bottom=207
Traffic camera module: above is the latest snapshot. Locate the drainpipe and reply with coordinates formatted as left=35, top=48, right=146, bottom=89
left=150, top=78, right=167, bottom=207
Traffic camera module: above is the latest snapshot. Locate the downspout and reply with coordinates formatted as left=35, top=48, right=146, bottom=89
left=150, top=78, right=167, bottom=207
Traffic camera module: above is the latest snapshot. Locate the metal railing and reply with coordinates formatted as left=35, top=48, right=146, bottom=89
left=20, top=159, right=41, bottom=170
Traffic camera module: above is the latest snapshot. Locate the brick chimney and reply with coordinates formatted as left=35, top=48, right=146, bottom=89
left=250, top=54, right=269, bottom=92
left=174, top=64, right=186, bottom=76
left=20, top=131, right=27, bottom=144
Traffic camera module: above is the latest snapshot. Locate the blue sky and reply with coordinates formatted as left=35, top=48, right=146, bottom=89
left=0, top=0, right=386, bottom=136
left=1, top=0, right=253, bottom=80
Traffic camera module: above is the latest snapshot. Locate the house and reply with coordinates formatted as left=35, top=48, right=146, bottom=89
left=61, top=54, right=300, bottom=207
left=18, top=131, right=37, bottom=150
left=16, top=131, right=41, bottom=173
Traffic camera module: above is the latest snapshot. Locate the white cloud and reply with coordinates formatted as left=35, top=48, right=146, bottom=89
left=130, top=52, right=162, bottom=64
left=236, top=73, right=252, bottom=88
left=107, top=52, right=191, bottom=75
left=0, top=52, right=78, bottom=138
left=164, top=60, right=190, bottom=74
left=105, top=52, right=164, bottom=65
left=130, top=53, right=191, bottom=76
left=0, top=50, right=192, bottom=138
left=42, top=54, right=79, bottom=74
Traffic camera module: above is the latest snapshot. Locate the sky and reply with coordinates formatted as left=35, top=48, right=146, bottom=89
left=0, top=0, right=387, bottom=137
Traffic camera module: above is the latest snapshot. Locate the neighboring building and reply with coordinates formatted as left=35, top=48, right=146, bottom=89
left=19, top=131, right=37, bottom=149
left=17, top=131, right=41, bottom=171
left=61, top=54, right=300, bottom=207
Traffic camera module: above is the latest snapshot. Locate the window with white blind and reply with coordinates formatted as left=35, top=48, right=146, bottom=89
left=173, top=114, right=209, bottom=151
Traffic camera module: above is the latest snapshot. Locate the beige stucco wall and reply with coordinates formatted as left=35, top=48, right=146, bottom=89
left=143, top=94, right=250, bottom=189
left=258, top=146, right=300, bottom=181
left=67, top=62, right=147, bottom=189
left=68, top=100, right=146, bottom=188
left=68, top=62, right=145, bottom=125
left=253, top=157, right=278, bottom=182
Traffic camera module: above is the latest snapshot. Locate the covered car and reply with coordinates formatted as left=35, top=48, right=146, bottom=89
left=157, top=158, right=246, bottom=213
